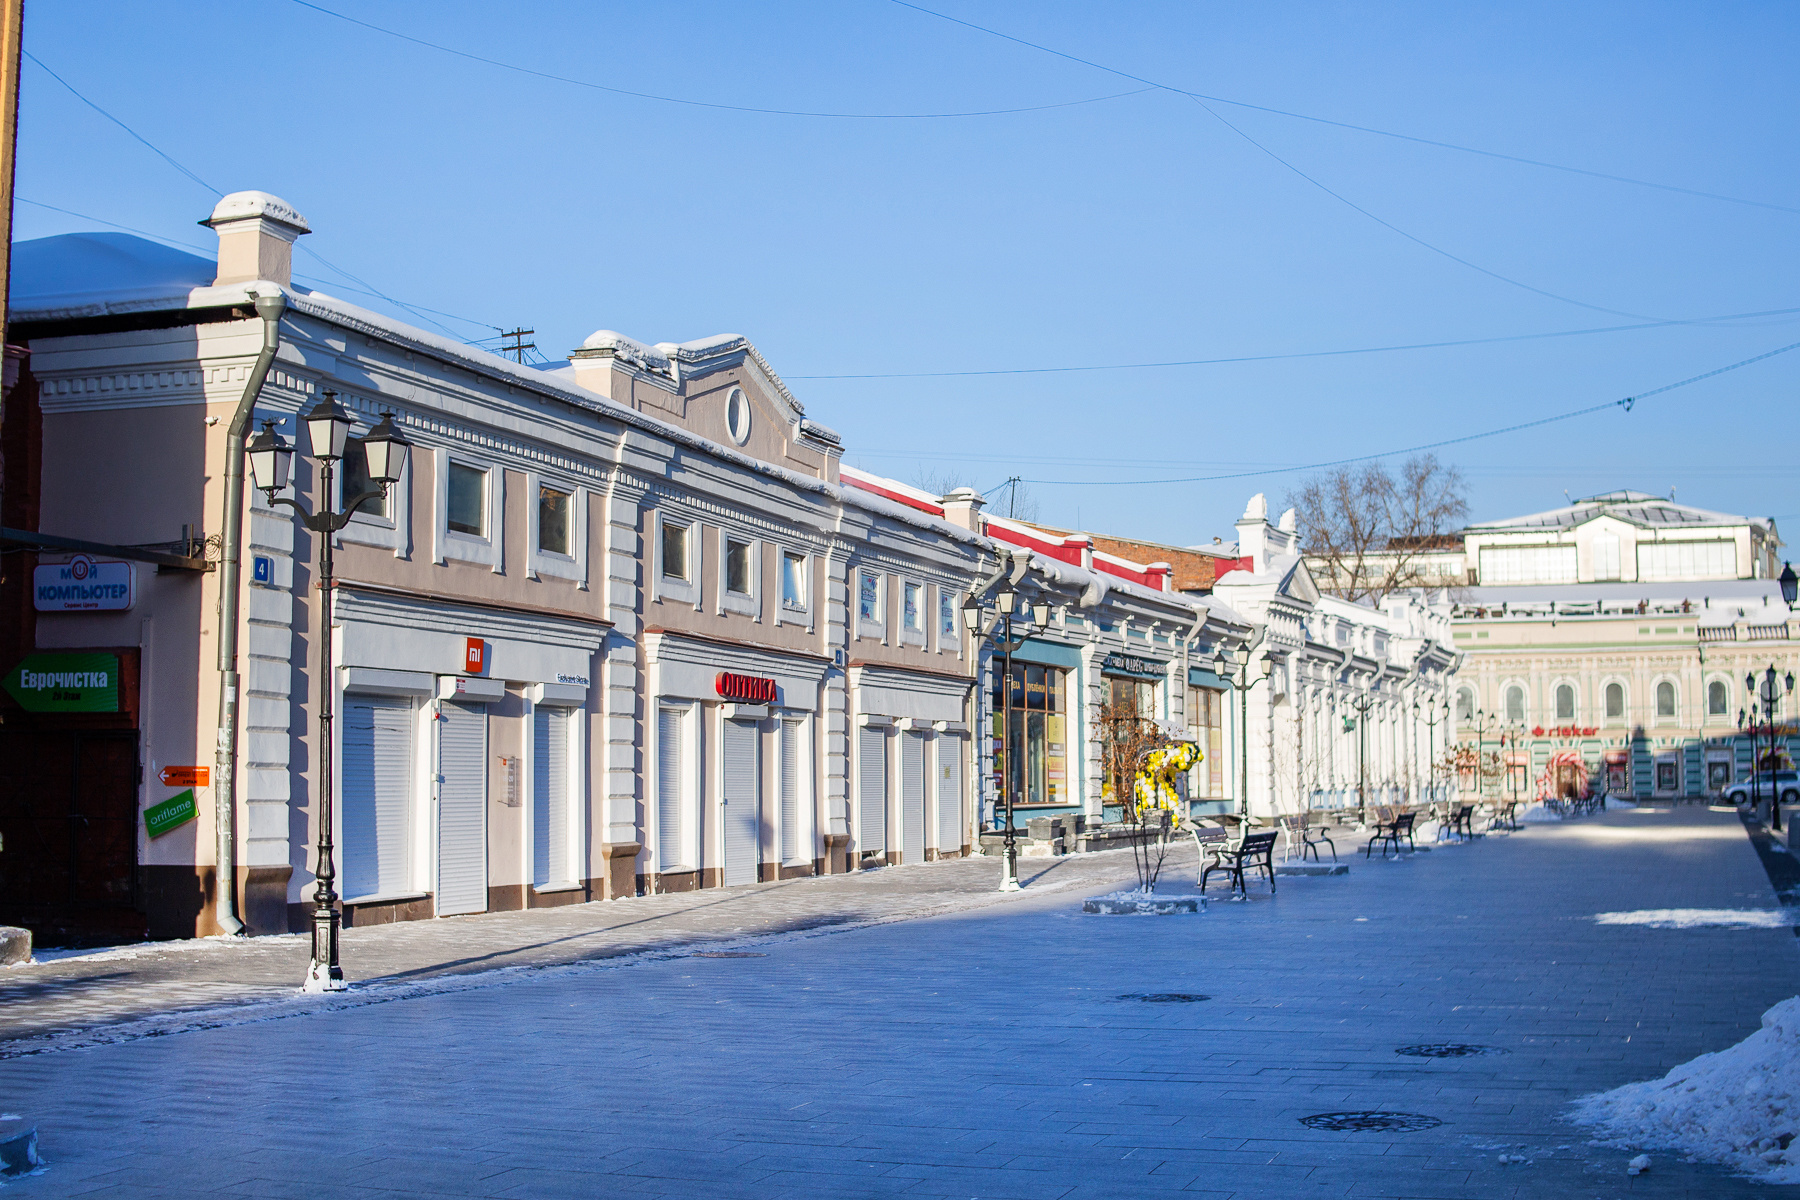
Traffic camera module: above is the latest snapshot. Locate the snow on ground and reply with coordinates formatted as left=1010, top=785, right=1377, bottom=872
left=1519, top=802, right=1560, bottom=824
left=1573, top=995, right=1800, bottom=1183
left=1595, top=909, right=1799, bottom=929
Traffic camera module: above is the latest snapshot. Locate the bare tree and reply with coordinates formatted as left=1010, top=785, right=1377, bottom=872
left=1285, top=454, right=1468, bottom=603
left=908, top=469, right=1040, bottom=522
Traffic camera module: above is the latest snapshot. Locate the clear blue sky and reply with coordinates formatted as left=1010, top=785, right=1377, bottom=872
left=16, top=2, right=1800, bottom=547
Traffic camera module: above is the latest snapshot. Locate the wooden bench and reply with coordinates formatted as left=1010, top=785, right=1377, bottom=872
left=1365, top=811, right=1417, bottom=858
left=1201, top=830, right=1279, bottom=896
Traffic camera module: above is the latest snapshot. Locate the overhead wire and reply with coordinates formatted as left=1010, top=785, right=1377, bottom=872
left=284, top=0, right=1155, bottom=119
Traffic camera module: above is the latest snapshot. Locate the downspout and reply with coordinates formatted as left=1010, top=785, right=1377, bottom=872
left=212, top=290, right=288, bottom=936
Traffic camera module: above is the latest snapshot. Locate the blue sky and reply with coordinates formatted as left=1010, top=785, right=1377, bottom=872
left=16, top=2, right=1800, bottom=546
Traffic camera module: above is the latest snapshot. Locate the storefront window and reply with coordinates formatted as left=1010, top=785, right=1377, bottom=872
left=1188, top=686, right=1224, bottom=798
left=992, top=661, right=1068, bottom=806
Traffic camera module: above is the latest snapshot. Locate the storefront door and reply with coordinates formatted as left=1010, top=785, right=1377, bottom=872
left=937, top=739, right=962, bottom=854
left=722, top=718, right=760, bottom=886
left=858, top=725, right=887, bottom=856
left=900, top=730, right=926, bottom=865
left=342, top=696, right=414, bottom=902
left=779, top=718, right=805, bottom=867
left=531, top=707, right=570, bottom=889
left=437, top=700, right=488, bottom=915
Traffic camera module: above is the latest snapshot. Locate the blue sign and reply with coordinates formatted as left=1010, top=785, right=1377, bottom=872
left=251, top=555, right=274, bottom=585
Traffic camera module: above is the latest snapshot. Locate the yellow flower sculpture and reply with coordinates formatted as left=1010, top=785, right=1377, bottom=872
left=1132, top=741, right=1201, bottom=822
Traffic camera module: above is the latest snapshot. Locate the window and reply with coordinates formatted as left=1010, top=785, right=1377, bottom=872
left=994, top=662, right=1069, bottom=806
left=1188, top=686, right=1225, bottom=799
left=726, top=387, right=751, bottom=445
left=341, top=438, right=388, bottom=519
left=447, top=463, right=486, bottom=536
left=1605, top=682, right=1625, bottom=721
left=903, top=582, right=923, bottom=632
left=1708, top=680, right=1729, bottom=717
left=1638, top=540, right=1736, bottom=581
left=939, top=590, right=957, bottom=638
left=726, top=538, right=753, bottom=595
left=858, top=570, right=880, bottom=623
left=781, top=552, right=807, bottom=611
left=1479, top=545, right=1578, bottom=585
left=1504, top=684, right=1525, bottom=723
left=1555, top=684, right=1575, bottom=722
left=1454, top=687, right=1475, bottom=722
left=537, top=486, right=570, bottom=555
left=661, top=520, right=689, bottom=581
left=1656, top=758, right=1679, bottom=793
left=1592, top=533, right=1621, bottom=581
left=1656, top=680, right=1676, bottom=719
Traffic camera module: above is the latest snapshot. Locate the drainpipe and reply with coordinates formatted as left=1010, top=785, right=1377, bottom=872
left=212, top=289, right=288, bottom=936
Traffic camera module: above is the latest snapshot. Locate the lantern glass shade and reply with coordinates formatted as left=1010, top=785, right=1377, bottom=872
left=996, top=586, right=1017, bottom=615
left=960, top=594, right=983, bottom=631
left=1749, top=673, right=1759, bottom=692
left=1031, top=601, right=1051, bottom=628
left=247, top=424, right=291, bottom=493
left=360, top=412, right=411, bottom=485
left=1783, top=562, right=1798, bottom=607
left=305, top=391, right=354, bottom=461
left=1260, top=657, right=1274, bottom=677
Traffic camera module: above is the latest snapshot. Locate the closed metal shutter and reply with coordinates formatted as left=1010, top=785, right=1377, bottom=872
left=342, top=697, right=413, bottom=900
left=901, top=731, right=925, bottom=864
left=937, top=739, right=962, bottom=852
left=436, top=700, right=488, bottom=916
left=858, top=725, right=886, bottom=853
left=532, top=707, right=569, bottom=887
left=780, top=718, right=804, bottom=865
left=657, top=707, right=686, bottom=870
left=723, top=719, right=760, bottom=886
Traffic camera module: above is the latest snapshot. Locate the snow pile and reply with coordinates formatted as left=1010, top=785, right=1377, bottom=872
left=1518, top=802, right=1561, bottom=824
left=1572, top=995, right=1800, bottom=1182
left=1608, top=795, right=1639, bottom=809
left=1595, top=909, right=1797, bottom=930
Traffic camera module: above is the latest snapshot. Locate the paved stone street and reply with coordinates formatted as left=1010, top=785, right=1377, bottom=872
left=3, top=808, right=1799, bottom=1199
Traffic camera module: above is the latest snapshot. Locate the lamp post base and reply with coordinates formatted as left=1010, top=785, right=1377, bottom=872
left=997, top=845, right=1021, bottom=892
left=303, top=960, right=348, bottom=993
left=302, top=905, right=346, bottom=993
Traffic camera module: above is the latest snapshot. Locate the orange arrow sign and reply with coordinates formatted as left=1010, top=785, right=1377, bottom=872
left=159, top=766, right=209, bottom=788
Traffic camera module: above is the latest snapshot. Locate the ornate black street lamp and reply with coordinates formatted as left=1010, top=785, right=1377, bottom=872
left=1416, top=697, right=1449, bottom=807
left=1781, top=562, right=1798, bottom=611
left=249, top=393, right=410, bottom=991
left=1212, top=648, right=1271, bottom=820
left=965, top=582, right=1049, bottom=892
left=1739, top=664, right=1797, bottom=832
left=1343, top=693, right=1374, bottom=824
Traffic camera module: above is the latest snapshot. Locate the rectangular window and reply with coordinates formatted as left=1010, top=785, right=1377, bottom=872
left=726, top=538, right=753, bottom=595
left=1478, top=545, right=1578, bottom=585
left=1188, top=686, right=1224, bottom=799
left=903, top=582, right=923, bottom=631
left=781, top=552, right=807, bottom=610
left=1592, top=533, right=1620, bottom=581
left=993, top=661, right=1068, bottom=806
left=662, top=520, right=689, bottom=581
left=1638, top=540, right=1736, bottom=581
left=537, top=486, right=570, bottom=555
left=447, top=462, right=486, bottom=536
left=858, top=570, right=880, bottom=623
left=940, top=590, right=957, bottom=638
left=341, top=438, right=389, bottom=519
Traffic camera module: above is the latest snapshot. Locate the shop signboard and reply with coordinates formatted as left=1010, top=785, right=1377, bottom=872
left=1101, top=652, right=1164, bottom=679
left=2, top=651, right=121, bottom=713
left=159, top=765, right=210, bottom=788
left=145, top=789, right=198, bottom=838
left=715, top=671, right=777, bottom=704
left=33, top=555, right=133, bottom=612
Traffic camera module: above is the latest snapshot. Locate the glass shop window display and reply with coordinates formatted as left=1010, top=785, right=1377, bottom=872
left=992, top=662, right=1069, bottom=807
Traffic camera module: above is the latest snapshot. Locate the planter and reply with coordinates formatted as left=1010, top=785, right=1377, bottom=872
left=1082, top=890, right=1206, bottom=914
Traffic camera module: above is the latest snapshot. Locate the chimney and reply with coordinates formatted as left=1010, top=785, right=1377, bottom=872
left=1149, top=561, right=1173, bottom=592
left=1066, top=533, right=1094, bottom=571
left=1235, top=492, right=1271, bottom=574
left=941, top=487, right=986, bottom=534
left=204, top=191, right=310, bottom=287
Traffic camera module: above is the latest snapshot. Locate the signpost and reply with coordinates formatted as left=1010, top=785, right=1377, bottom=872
left=32, top=554, right=133, bottom=612
left=145, top=789, right=198, bottom=838
left=158, top=765, right=210, bottom=788
left=1, top=651, right=120, bottom=713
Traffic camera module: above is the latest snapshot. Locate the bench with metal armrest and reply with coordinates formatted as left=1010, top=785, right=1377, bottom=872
left=1364, top=811, right=1417, bottom=858
left=1200, top=829, right=1280, bottom=897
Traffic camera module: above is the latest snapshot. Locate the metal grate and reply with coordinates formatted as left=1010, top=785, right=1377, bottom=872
left=1118, top=993, right=1210, bottom=1003
left=1300, top=1112, right=1444, bottom=1133
left=1396, top=1043, right=1507, bottom=1058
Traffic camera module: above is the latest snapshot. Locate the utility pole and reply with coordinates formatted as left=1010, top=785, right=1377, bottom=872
left=1006, top=476, right=1022, bottom=519
left=498, top=327, right=536, bottom=364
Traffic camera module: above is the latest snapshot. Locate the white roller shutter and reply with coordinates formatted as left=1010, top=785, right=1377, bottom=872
left=901, top=731, right=925, bottom=865
left=723, top=719, right=760, bottom=886
left=780, top=718, right=804, bottom=866
left=532, top=707, right=570, bottom=887
left=937, top=739, right=962, bottom=853
left=436, top=700, right=488, bottom=916
left=342, top=696, right=413, bottom=900
left=657, top=707, right=687, bottom=870
left=858, top=725, right=887, bottom=854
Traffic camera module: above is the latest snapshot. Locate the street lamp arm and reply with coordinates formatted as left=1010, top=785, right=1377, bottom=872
left=263, top=494, right=314, bottom=521
left=322, top=488, right=390, bottom=532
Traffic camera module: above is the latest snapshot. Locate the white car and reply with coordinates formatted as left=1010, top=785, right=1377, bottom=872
left=1723, top=771, right=1800, bottom=807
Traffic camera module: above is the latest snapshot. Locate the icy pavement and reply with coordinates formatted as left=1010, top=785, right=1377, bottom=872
left=3, top=808, right=1798, bottom=1199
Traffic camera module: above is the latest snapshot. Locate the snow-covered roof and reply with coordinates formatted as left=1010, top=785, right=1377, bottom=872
left=1465, top=492, right=1770, bottom=533
left=1458, top=579, right=1791, bottom=608
left=11, top=233, right=217, bottom=319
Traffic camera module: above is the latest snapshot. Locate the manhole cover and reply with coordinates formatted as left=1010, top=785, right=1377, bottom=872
left=1396, top=1043, right=1507, bottom=1058
left=1299, top=1111, right=1444, bottom=1132
left=1118, top=993, right=1210, bottom=1003
left=690, top=952, right=767, bottom=958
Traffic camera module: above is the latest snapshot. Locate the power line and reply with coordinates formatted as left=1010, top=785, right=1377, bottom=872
left=1005, top=338, right=1800, bottom=487
left=887, top=0, right=1799, bottom=215
left=788, top=305, right=1800, bottom=379
left=23, top=51, right=217, bottom=194
left=285, top=0, right=1155, bottom=119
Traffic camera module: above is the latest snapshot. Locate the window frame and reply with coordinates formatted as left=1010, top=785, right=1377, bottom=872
left=525, top=471, right=587, bottom=587
left=1502, top=681, right=1527, bottom=725
left=855, top=567, right=886, bottom=641
left=1603, top=680, right=1627, bottom=724
left=1706, top=676, right=1731, bottom=719
left=337, top=425, right=412, bottom=558
left=1654, top=678, right=1679, bottom=722
left=719, top=533, right=761, bottom=618
left=431, top=447, right=503, bottom=572
left=654, top=512, right=700, bottom=608
left=775, top=548, right=812, bottom=629
left=899, top=579, right=926, bottom=645
left=1553, top=681, right=1577, bottom=723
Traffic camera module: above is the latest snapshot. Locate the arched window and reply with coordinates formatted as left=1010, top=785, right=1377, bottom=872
left=1605, top=682, right=1625, bottom=721
left=1555, top=684, right=1575, bottom=721
left=1708, top=680, right=1729, bottom=717
left=1455, top=688, right=1475, bottom=722
left=1505, top=685, right=1525, bottom=723
left=1656, top=680, right=1676, bottom=719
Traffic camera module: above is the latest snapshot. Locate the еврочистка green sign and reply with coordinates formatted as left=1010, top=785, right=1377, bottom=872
left=2, top=651, right=119, bottom=713
left=144, top=790, right=197, bottom=838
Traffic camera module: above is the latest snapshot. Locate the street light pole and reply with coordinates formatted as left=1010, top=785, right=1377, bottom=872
left=249, top=394, right=410, bottom=992
left=1745, top=664, right=1797, bottom=832
left=964, top=584, right=1048, bottom=893
left=1345, top=693, right=1373, bottom=824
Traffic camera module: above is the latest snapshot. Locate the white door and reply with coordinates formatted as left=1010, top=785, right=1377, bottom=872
left=937, top=739, right=962, bottom=853
left=532, top=706, right=570, bottom=888
left=858, top=725, right=887, bottom=855
left=722, top=718, right=760, bottom=886
left=901, top=730, right=926, bottom=864
left=341, top=696, right=413, bottom=900
left=437, top=700, right=488, bottom=916
left=656, top=706, right=688, bottom=871
left=780, top=718, right=805, bottom=866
